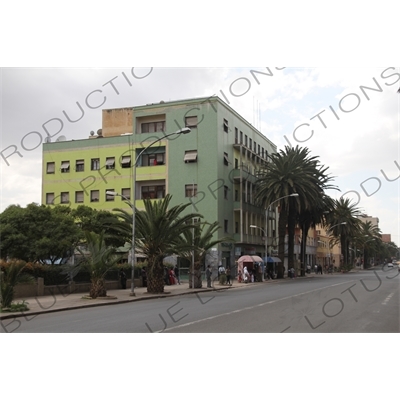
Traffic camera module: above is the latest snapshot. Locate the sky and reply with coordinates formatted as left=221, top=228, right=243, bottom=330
left=1, top=67, right=399, bottom=245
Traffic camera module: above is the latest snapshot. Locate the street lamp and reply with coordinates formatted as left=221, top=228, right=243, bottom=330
left=107, top=127, right=191, bottom=296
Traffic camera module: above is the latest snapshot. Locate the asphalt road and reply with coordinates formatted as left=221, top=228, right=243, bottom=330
left=5, top=267, right=399, bottom=333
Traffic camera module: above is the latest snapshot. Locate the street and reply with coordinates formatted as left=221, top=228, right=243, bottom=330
left=4, top=268, right=399, bottom=333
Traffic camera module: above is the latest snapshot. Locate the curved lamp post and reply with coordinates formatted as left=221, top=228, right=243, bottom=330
left=107, top=127, right=191, bottom=296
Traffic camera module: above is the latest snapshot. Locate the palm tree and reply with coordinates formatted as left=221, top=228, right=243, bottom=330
left=115, top=195, right=202, bottom=294
left=0, top=260, right=34, bottom=309
left=356, top=221, right=382, bottom=268
left=298, top=195, right=335, bottom=275
left=179, top=221, right=234, bottom=288
left=256, top=146, right=336, bottom=278
left=327, top=198, right=362, bottom=267
left=78, top=231, right=120, bottom=298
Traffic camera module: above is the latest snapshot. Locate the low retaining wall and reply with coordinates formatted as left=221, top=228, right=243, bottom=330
left=13, top=278, right=142, bottom=299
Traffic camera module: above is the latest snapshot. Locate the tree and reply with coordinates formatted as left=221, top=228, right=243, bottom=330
left=328, top=198, right=362, bottom=266
left=71, top=205, right=126, bottom=248
left=255, top=146, right=336, bottom=278
left=0, top=260, right=34, bottom=309
left=114, top=195, right=202, bottom=294
left=298, top=195, right=335, bottom=275
left=0, top=204, right=80, bottom=264
left=180, top=221, right=234, bottom=288
left=78, top=231, right=120, bottom=298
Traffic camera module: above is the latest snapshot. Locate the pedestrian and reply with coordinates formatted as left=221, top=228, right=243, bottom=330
left=169, top=267, right=176, bottom=285
left=218, top=264, right=226, bottom=277
left=243, top=266, right=250, bottom=283
left=237, top=268, right=243, bottom=283
left=174, top=266, right=180, bottom=285
left=206, top=265, right=212, bottom=288
left=226, top=266, right=231, bottom=285
left=119, top=268, right=127, bottom=289
left=164, top=266, right=170, bottom=285
left=141, top=267, right=147, bottom=287
left=290, top=267, right=295, bottom=279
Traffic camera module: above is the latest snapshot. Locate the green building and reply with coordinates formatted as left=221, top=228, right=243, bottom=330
left=42, top=96, right=277, bottom=268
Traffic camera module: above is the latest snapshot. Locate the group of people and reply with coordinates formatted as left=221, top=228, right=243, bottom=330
left=237, top=265, right=263, bottom=283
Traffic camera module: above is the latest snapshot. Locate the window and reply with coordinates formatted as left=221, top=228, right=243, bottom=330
left=46, top=193, right=54, bottom=205
left=224, top=220, right=229, bottom=233
left=235, top=190, right=239, bottom=202
left=141, top=121, right=165, bottom=133
left=142, top=185, right=165, bottom=199
left=105, top=157, right=115, bottom=169
left=142, top=152, right=165, bottom=166
left=245, top=135, right=248, bottom=147
left=46, top=162, right=55, bottom=174
left=121, top=156, right=131, bottom=168
left=258, top=144, right=260, bottom=155
left=91, top=190, right=99, bottom=202
left=254, top=141, right=257, bottom=153
left=106, top=190, right=115, bottom=202
left=60, top=161, right=70, bottom=173
left=240, top=131, right=243, bottom=144
left=224, top=185, right=229, bottom=200
left=262, top=148, right=265, bottom=158
left=121, top=188, right=131, bottom=200
left=235, top=221, right=239, bottom=234
left=75, top=191, right=84, bottom=203
left=76, top=160, right=84, bottom=172
left=60, top=192, right=69, bottom=204
left=235, top=128, right=238, bottom=143
left=223, top=152, right=229, bottom=166
left=249, top=138, right=252, bottom=150
left=185, top=184, right=197, bottom=197
left=91, top=158, right=100, bottom=170
left=185, top=116, right=198, bottom=128
left=235, top=158, right=239, bottom=169
left=184, top=150, right=198, bottom=163
left=223, top=119, right=229, bottom=133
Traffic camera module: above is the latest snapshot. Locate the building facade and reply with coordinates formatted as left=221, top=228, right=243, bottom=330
left=42, top=96, right=278, bottom=270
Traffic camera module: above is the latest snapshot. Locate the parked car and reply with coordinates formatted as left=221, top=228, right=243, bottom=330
left=387, top=263, right=394, bottom=268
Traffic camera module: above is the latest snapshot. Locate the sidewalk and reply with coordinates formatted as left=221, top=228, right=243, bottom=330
left=1, top=270, right=363, bottom=321
left=0, top=277, right=279, bottom=320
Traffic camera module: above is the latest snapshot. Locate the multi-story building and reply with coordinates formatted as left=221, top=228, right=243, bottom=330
left=315, top=225, right=342, bottom=268
left=42, top=96, right=278, bottom=269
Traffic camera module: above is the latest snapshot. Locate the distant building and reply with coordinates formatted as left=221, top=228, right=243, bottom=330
left=381, top=234, right=391, bottom=243
left=358, top=215, right=379, bottom=229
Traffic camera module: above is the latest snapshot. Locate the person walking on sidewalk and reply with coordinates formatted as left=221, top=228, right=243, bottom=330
left=226, top=266, right=231, bottom=285
left=206, top=265, right=212, bottom=288
left=174, top=266, right=180, bottom=284
left=119, top=268, right=127, bottom=289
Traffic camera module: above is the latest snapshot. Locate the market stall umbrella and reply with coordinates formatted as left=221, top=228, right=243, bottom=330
left=238, top=255, right=263, bottom=263
left=266, top=256, right=282, bottom=263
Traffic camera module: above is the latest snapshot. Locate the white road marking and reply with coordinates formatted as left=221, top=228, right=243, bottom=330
left=382, top=293, right=394, bottom=305
left=158, top=279, right=356, bottom=332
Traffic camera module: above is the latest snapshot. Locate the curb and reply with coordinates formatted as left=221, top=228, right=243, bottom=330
left=0, top=285, right=235, bottom=321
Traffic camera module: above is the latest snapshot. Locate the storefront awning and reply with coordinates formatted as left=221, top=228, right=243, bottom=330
left=266, top=256, right=282, bottom=263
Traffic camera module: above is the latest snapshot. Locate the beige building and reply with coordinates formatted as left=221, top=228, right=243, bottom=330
left=358, top=215, right=379, bottom=229
left=315, top=225, right=342, bottom=267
